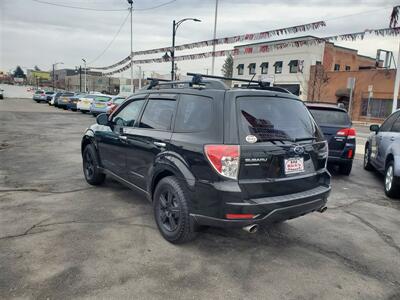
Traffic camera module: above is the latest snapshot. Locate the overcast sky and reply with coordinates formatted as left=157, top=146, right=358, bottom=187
left=1, top=0, right=399, bottom=78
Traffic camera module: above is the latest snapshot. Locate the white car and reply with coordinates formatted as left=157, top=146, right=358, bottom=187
left=49, top=92, right=64, bottom=106
left=77, top=94, right=106, bottom=113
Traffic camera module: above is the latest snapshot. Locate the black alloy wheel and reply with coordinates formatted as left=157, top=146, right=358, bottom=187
left=82, top=144, right=105, bottom=185
left=153, top=176, right=197, bottom=243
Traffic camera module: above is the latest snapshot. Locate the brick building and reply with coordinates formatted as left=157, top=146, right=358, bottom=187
left=308, top=67, right=398, bottom=122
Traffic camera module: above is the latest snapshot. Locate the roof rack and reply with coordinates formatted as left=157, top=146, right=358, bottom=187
left=145, top=76, right=228, bottom=90
left=144, top=73, right=291, bottom=94
left=186, top=73, right=291, bottom=94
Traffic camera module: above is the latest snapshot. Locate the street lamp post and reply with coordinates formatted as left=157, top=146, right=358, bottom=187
left=82, top=58, right=87, bottom=92
left=52, top=62, right=63, bottom=91
left=171, top=18, right=201, bottom=81
left=127, top=0, right=134, bottom=93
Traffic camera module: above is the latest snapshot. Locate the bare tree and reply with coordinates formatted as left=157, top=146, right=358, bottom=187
left=310, top=65, right=329, bottom=101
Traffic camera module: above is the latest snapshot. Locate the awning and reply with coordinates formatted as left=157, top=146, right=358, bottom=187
left=248, top=63, right=256, bottom=68
left=335, top=88, right=350, bottom=98
left=288, top=60, right=299, bottom=66
left=236, top=64, right=244, bottom=69
left=260, top=62, right=268, bottom=67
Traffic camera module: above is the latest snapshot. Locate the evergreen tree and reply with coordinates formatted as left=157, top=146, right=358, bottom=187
left=13, top=66, right=26, bottom=78
left=221, top=54, right=233, bottom=78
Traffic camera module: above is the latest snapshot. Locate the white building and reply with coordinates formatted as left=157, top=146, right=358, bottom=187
left=232, top=36, right=379, bottom=101
left=232, top=36, right=325, bottom=99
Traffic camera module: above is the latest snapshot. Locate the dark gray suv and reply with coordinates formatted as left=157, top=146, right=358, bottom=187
left=364, top=110, right=400, bottom=198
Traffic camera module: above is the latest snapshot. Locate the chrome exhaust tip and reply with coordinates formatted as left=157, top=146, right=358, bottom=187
left=243, top=224, right=259, bottom=234
left=318, top=206, right=327, bottom=213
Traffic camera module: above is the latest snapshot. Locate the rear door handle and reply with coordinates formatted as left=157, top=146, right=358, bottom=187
left=119, top=135, right=128, bottom=141
left=154, top=141, right=166, bottom=147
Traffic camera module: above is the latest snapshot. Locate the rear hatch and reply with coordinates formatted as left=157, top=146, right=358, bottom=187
left=236, top=96, right=328, bottom=199
left=307, top=107, right=353, bottom=157
left=93, top=96, right=112, bottom=109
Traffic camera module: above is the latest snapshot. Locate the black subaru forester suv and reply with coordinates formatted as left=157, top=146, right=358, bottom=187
left=81, top=74, right=331, bottom=243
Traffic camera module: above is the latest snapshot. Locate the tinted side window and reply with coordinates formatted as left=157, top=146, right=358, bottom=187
left=380, top=112, right=400, bottom=132
left=113, top=99, right=145, bottom=127
left=391, top=116, right=400, bottom=132
left=175, top=95, right=212, bottom=132
left=139, top=99, right=176, bottom=130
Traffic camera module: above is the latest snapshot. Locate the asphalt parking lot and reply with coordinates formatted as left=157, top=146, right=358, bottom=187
left=1, top=98, right=400, bottom=299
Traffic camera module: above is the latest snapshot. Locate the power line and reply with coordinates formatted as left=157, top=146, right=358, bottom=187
left=88, top=11, right=131, bottom=65
left=31, top=0, right=177, bottom=12
left=31, top=0, right=127, bottom=11
left=135, top=0, right=177, bottom=11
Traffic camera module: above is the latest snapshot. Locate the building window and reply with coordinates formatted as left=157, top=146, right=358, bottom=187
left=289, top=60, right=299, bottom=73
left=345, top=66, right=351, bottom=71
left=260, top=62, right=268, bottom=74
left=274, top=61, right=283, bottom=74
left=248, top=63, right=256, bottom=75
left=334, top=64, right=340, bottom=71
left=237, top=64, right=244, bottom=75
left=360, top=98, right=398, bottom=118
left=316, top=61, right=322, bottom=65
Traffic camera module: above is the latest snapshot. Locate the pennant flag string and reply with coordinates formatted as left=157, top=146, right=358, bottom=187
left=101, top=27, right=400, bottom=76
left=91, top=20, right=326, bottom=70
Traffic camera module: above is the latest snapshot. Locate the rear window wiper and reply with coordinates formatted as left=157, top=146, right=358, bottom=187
left=293, top=137, right=316, bottom=142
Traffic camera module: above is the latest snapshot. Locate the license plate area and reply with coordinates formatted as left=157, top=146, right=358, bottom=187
left=284, top=157, right=304, bottom=175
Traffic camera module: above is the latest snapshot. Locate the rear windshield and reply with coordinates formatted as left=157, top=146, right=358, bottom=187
left=35, top=91, right=43, bottom=94
left=237, top=97, right=318, bottom=143
left=308, top=108, right=350, bottom=126
left=62, top=93, right=74, bottom=96
left=95, top=96, right=112, bottom=102
left=45, top=91, right=54, bottom=95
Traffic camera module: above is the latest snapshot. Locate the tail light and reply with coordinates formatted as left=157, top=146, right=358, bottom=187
left=336, top=128, right=356, bottom=139
left=204, top=145, right=240, bottom=179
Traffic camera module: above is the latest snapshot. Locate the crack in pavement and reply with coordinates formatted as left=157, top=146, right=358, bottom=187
left=262, top=228, right=400, bottom=287
left=344, top=210, right=400, bottom=255
left=0, top=216, right=156, bottom=240
left=0, top=218, right=52, bottom=240
left=0, top=187, right=94, bottom=194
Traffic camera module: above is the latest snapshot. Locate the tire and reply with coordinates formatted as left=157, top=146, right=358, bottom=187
left=63, top=107, right=67, bottom=110
left=384, top=161, right=400, bottom=198
left=92, top=113, right=97, bottom=117
left=81, top=110, right=86, bottom=114
left=339, top=161, right=353, bottom=175
left=82, top=144, right=105, bottom=186
left=364, top=144, right=374, bottom=171
left=153, top=176, right=197, bottom=244
left=35, top=100, right=39, bottom=103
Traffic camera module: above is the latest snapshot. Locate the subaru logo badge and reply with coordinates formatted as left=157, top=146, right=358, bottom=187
left=293, top=145, right=305, bottom=155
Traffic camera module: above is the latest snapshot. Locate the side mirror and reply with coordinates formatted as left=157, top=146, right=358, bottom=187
left=370, top=124, right=379, bottom=133
left=96, top=113, right=109, bottom=126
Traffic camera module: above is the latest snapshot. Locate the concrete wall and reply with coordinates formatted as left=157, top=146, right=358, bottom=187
left=233, top=39, right=325, bottom=100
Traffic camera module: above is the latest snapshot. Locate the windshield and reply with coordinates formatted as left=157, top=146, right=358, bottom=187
left=35, top=91, right=43, bottom=94
left=308, top=108, right=351, bottom=126
left=237, top=96, right=321, bottom=143
left=45, top=91, right=54, bottom=95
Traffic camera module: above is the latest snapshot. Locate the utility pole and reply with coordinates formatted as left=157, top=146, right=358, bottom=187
left=392, top=42, right=400, bottom=112
left=138, top=65, right=142, bottom=89
left=79, top=66, right=82, bottom=92
left=128, top=0, right=134, bottom=93
left=171, top=20, right=176, bottom=81
left=211, top=0, right=219, bottom=75
left=82, top=59, right=87, bottom=92
left=52, top=62, right=63, bottom=91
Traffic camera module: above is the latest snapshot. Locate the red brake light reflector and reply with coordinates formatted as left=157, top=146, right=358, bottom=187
left=226, top=214, right=255, bottom=219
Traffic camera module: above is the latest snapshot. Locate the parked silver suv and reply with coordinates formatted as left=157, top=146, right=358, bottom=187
left=364, top=110, right=400, bottom=198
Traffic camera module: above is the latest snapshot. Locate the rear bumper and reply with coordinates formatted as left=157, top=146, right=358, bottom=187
left=328, top=156, right=353, bottom=164
left=191, top=185, right=330, bottom=228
